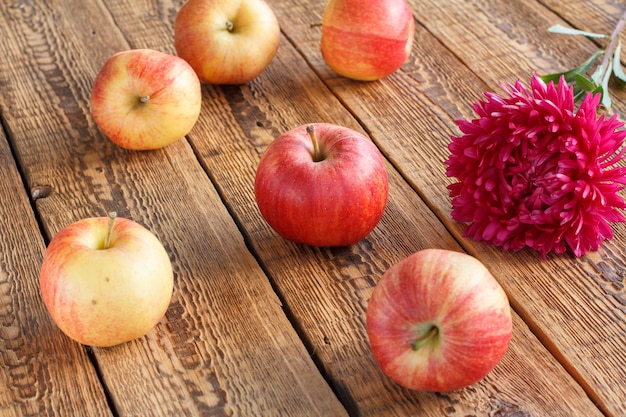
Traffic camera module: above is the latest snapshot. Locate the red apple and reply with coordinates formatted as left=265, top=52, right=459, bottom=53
left=90, top=48, right=202, bottom=150
left=39, top=213, right=174, bottom=347
left=174, top=0, right=280, bottom=85
left=321, top=0, right=415, bottom=81
left=254, top=123, right=388, bottom=247
left=366, top=249, right=512, bottom=392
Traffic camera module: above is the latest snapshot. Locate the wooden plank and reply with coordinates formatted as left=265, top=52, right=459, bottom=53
left=538, top=0, right=626, bottom=108
left=269, top=0, right=626, bottom=415
left=99, top=0, right=609, bottom=414
left=0, top=100, right=112, bottom=415
left=0, top=1, right=346, bottom=416
left=405, top=1, right=626, bottom=415
left=189, top=49, right=603, bottom=415
left=408, top=0, right=626, bottom=111
left=538, top=0, right=624, bottom=46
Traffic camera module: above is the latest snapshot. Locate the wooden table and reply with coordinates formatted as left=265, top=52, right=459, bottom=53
left=0, top=0, right=624, bottom=415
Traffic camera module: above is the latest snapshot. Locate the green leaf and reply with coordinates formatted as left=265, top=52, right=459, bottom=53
left=591, top=65, right=603, bottom=84
left=574, top=74, right=598, bottom=92
left=573, top=50, right=605, bottom=77
left=548, top=24, right=610, bottom=39
left=540, top=50, right=604, bottom=85
left=539, top=73, right=563, bottom=84
left=573, top=90, right=588, bottom=102
left=599, top=58, right=613, bottom=108
left=570, top=75, right=602, bottom=103
left=612, top=39, right=626, bottom=82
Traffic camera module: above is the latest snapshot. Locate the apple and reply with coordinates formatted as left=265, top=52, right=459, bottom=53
left=174, top=0, right=280, bottom=85
left=39, top=213, right=174, bottom=347
left=254, top=123, right=388, bottom=247
left=90, top=48, right=202, bottom=150
left=366, top=249, right=512, bottom=392
left=321, top=0, right=415, bottom=81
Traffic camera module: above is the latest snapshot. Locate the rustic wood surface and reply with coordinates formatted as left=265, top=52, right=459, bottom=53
left=0, top=0, right=624, bottom=416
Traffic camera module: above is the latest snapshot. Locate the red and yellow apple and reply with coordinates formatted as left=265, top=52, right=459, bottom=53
left=366, top=249, right=512, bottom=392
left=90, top=48, right=201, bottom=151
left=174, top=0, right=280, bottom=85
left=254, top=123, right=388, bottom=247
left=39, top=213, right=174, bottom=347
left=321, top=0, right=415, bottom=81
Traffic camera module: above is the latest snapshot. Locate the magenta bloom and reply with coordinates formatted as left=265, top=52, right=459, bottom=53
left=446, top=74, right=626, bottom=257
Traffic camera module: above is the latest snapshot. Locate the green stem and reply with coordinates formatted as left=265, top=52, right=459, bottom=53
left=411, top=325, right=439, bottom=351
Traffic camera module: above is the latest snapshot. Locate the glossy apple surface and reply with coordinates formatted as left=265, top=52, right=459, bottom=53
left=39, top=214, right=174, bottom=347
left=254, top=123, right=388, bottom=247
left=321, top=0, right=415, bottom=81
left=90, top=49, right=202, bottom=150
left=366, top=249, right=512, bottom=392
left=174, top=0, right=280, bottom=84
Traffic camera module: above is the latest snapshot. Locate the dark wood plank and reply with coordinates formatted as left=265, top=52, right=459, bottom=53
left=0, top=0, right=621, bottom=415
left=98, top=0, right=609, bottom=414
left=268, top=0, right=626, bottom=414
left=538, top=0, right=626, bottom=111
left=0, top=92, right=112, bottom=417
left=540, top=0, right=624, bottom=40
left=0, top=0, right=347, bottom=415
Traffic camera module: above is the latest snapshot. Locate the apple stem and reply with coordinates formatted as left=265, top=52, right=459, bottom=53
left=226, top=21, right=234, bottom=32
left=104, top=211, right=117, bottom=249
left=139, top=95, right=150, bottom=104
left=411, top=325, right=439, bottom=351
left=306, top=125, right=323, bottom=162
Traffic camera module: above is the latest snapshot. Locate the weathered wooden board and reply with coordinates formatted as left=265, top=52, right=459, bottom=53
left=97, top=0, right=609, bottom=415
left=0, top=79, right=112, bottom=417
left=0, top=0, right=622, bottom=415
left=0, top=0, right=346, bottom=415
left=271, top=0, right=626, bottom=415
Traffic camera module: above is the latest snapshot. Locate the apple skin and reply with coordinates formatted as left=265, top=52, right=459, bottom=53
left=254, top=123, right=388, bottom=247
left=321, top=0, right=415, bottom=81
left=39, top=216, right=174, bottom=347
left=90, top=48, right=202, bottom=150
left=366, top=249, right=512, bottom=392
left=174, top=0, right=280, bottom=85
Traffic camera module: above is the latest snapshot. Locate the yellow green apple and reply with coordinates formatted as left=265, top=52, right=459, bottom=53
left=39, top=213, right=174, bottom=347
left=90, top=49, right=202, bottom=150
left=174, top=0, right=280, bottom=85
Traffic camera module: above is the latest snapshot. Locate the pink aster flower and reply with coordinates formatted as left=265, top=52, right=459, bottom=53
left=445, top=74, right=626, bottom=257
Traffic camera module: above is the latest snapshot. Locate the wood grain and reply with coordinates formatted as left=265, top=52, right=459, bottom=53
left=0, top=0, right=623, bottom=415
left=0, top=95, right=112, bottom=417
left=540, top=0, right=625, bottom=39
left=269, top=0, right=626, bottom=415
left=0, top=0, right=346, bottom=416
left=91, top=0, right=612, bottom=415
